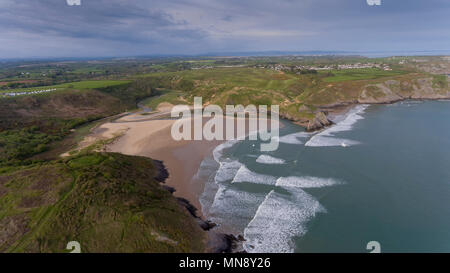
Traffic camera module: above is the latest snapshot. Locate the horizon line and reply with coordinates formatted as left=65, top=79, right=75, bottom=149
left=1, top=49, right=450, bottom=62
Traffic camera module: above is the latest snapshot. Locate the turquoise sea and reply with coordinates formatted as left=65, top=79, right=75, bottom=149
left=197, top=100, right=450, bottom=253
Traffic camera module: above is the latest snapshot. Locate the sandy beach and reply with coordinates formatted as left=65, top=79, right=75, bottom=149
left=75, top=111, right=281, bottom=216
left=93, top=116, right=222, bottom=210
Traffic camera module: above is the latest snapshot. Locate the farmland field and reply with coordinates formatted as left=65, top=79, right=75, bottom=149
left=321, top=68, right=407, bottom=82
left=0, top=80, right=131, bottom=94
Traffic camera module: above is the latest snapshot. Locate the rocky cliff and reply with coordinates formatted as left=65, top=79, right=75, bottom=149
left=295, top=75, right=449, bottom=131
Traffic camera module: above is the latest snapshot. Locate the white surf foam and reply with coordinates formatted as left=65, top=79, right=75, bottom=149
left=243, top=188, right=326, bottom=253
left=256, top=155, right=286, bottom=165
left=272, top=131, right=312, bottom=145
left=192, top=157, right=219, bottom=181
left=213, top=140, right=240, bottom=162
left=200, top=182, right=219, bottom=217
left=276, top=176, right=340, bottom=188
left=232, top=165, right=277, bottom=185
left=214, top=160, right=242, bottom=184
left=208, top=186, right=267, bottom=233
left=305, top=105, right=368, bottom=147
left=305, top=137, right=361, bottom=147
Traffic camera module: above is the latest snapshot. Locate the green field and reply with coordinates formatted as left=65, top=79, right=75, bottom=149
left=321, top=68, right=407, bottom=83
left=161, top=68, right=299, bottom=91
left=0, top=80, right=131, bottom=94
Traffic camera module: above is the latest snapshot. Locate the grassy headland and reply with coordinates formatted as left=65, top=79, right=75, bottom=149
left=0, top=152, right=206, bottom=253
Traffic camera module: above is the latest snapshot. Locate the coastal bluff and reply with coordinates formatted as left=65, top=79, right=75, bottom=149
left=294, top=75, right=449, bottom=131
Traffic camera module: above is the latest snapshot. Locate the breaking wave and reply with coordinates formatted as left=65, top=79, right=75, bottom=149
left=243, top=188, right=326, bottom=253
left=256, top=155, right=286, bottom=165
left=232, top=165, right=277, bottom=185
left=213, top=140, right=240, bottom=162
left=276, top=176, right=341, bottom=188
left=202, top=124, right=346, bottom=252
left=305, top=105, right=368, bottom=147
left=272, top=131, right=312, bottom=145
left=208, top=186, right=267, bottom=234
left=215, top=160, right=242, bottom=184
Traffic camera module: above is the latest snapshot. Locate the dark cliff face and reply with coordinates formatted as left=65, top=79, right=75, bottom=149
left=306, top=111, right=333, bottom=131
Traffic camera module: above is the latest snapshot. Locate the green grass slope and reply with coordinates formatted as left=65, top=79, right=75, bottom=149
left=0, top=80, right=159, bottom=166
left=0, top=80, right=132, bottom=94
left=0, top=152, right=206, bottom=253
left=133, top=67, right=449, bottom=129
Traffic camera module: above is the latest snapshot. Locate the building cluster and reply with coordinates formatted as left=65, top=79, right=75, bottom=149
left=1, top=88, right=57, bottom=97
left=259, top=62, right=392, bottom=72
left=191, top=65, right=246, bottom=70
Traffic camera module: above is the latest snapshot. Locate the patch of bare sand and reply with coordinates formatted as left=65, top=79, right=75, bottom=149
left=156, top=102, right=175, bottom=112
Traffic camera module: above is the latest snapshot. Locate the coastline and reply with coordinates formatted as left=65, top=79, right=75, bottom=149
left=72, top=97, right=450, bottom=253
left=309, top=95, right=450, bottom=132
left=93, top=113, right=281, bottom=211
left=74, top=111, right=282, bottom=252
left=151, top=158, right=240, bottom=252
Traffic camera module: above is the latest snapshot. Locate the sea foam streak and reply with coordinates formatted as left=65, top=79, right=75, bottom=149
left=256, top=155, right=286, bottom=164
left=201, top=139, right=243, bottom=217
left=209, top=186, right=267, bottom=233
left=193, top=157, right=218, bottom=181
left=243, top=188, right=326, bottom=253
left=305, top=137, right=360, bottom=147
left=272, top=131, right=312, bottom=145
left=276, top=176, right=340, bottom=188
left=305, top=105, right=368, bottom=147
left=232, top=165, right=277, bottom=185
left=204, top=124, right=344, bottom=252
left=213, top=140, right=240, bottom=162
left=242, top=173, right=341, bottom=252
left=215, top=160, right=242, bottom=184
left=212, top=139, right=243, bottom=184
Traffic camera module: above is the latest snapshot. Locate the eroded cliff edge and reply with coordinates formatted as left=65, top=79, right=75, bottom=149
left=284, top=75, right=449, bottom=131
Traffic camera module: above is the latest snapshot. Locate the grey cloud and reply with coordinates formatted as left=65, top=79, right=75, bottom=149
left=0, top=0, right=206, bottom=43
left=0, top=0, right=449, bottom=58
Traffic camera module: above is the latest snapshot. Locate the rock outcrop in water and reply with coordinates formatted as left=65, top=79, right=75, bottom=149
left=306, top=111, right=333, bottom=132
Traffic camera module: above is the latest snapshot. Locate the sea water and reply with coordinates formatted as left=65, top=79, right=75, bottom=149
left=198, top=100, right=450, bottom=253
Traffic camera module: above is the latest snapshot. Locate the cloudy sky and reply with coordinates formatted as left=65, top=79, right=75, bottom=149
left=0, top=0, right=449, bottom=58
